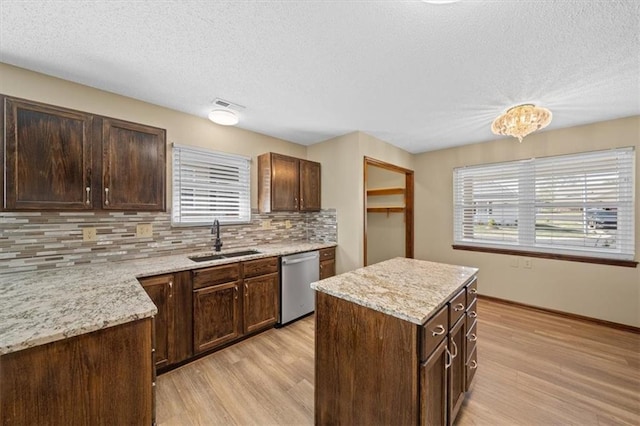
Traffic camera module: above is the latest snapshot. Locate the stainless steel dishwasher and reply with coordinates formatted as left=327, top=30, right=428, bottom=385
left=279, top=250, right=319, bottom=326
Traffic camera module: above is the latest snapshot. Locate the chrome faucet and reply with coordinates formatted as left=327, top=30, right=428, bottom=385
left=212, top=219, right=223, bottom=252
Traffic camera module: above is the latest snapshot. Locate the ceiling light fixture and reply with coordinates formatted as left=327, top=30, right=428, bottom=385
left=491, top=104, right=552, bottom=142
left=208, top=109, right=239, bottom=126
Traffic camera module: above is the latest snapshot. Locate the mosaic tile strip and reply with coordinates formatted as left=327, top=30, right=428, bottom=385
left=0, top=209, right=337, bottom=275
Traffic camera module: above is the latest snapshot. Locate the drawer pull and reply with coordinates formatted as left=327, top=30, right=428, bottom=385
left=468, top=333, right=477, bottom=342
left=454, top=303, right=465, bottom=312
left=104, top=187, right=110, bottom=206
left=469, top=288, right=478, bottom=294
left=431, top=325, right=446, bottom=336
left=451, top=340, right=458, bottom=359
left=468, top=311, right=478, bottom=318
left=445, top=347, right=453, bottom=369
left=85, top=187, right=91, bottom=205
left=234, top=285, right=238, bottom=300
left=469, top=360, right=478, bottom=370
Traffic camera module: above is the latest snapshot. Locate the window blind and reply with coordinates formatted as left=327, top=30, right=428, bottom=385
left=172, top=144, right=251, bottom=225
left=453, top=147, right=635, bottom=260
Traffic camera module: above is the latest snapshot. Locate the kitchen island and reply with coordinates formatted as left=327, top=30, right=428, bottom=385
left=311, top=257, right=478, bottom=426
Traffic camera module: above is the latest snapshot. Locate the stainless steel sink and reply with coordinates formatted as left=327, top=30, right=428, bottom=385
left=188, top=249, right=260, bottom=262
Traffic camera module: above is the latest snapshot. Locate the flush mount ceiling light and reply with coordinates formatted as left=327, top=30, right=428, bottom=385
left=491, top=104, right=553, bottom=142
left=208, top=109, right=239, bottom=126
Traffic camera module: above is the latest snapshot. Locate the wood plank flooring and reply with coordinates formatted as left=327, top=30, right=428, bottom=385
left=156, top=299, right=640, bottom=425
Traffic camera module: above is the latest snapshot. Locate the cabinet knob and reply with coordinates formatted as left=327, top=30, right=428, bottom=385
left=431, top=325, right=446, bottom=336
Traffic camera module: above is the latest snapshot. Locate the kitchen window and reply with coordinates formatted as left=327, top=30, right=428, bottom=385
left=172, top=144, right=251, bottom=225
left=453, top=147, right=635, bottom=265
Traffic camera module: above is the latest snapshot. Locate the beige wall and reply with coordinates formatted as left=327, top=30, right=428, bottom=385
left=0, top=63, right=306, bottom=208
left=414, top=116, right=640, bottom=327
left=308, top=131, right=414, bottom=273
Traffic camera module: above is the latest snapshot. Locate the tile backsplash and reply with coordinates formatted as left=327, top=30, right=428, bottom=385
left=0, top=209, right=337, bottom=275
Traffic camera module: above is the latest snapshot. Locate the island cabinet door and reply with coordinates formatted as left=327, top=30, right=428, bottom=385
left=420, top=337, right=448, bottom=426
left=447, top=316, right=466, bottom=426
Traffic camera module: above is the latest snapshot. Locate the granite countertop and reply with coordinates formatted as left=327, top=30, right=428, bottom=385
left=0, top=241, right=336, bottom=355
left=311, top=257, right=478, bottom=325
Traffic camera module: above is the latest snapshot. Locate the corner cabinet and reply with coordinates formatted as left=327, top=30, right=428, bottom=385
left=2, top=95, right=166, bottom=211
left=257, top=152, right=321, bottom=213
left=319, top=247, right=336, bottom=279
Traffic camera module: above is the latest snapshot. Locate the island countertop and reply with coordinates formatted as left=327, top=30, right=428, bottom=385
left=311, top=257, right=478, bottom=325
left=0, top=241, right=336, bottom=355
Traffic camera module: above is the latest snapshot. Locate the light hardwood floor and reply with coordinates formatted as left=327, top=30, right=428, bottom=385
left=156, top=299, right=640, bottom=425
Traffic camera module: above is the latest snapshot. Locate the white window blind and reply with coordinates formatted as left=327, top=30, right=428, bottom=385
left=453, top=147, right=635, bottom=260
left=172, top=144, right=251, bottom=226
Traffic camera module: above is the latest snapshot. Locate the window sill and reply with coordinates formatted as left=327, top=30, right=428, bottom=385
left=452, top=244, right=638, bottom=268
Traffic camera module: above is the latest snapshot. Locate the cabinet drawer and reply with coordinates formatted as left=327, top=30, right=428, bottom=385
left=319, top=247, right=335, bottom=261
left=421, top=305, right=448, bottom=360
left=192, top=263, right=240, bottom=289
left=466, top=345, right=478, bottom=391
left=466, top=318, right=478, bottom=361
left=242, top=257, right=278, bottom=278
left=449, top=288, right=467, bottom=328
left=466, top=278, right=478, bottom=307
left=466, top=297, right=478, bottom=330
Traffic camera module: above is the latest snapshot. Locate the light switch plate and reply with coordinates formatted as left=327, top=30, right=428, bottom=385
left=82, top=227, right=97, bottom=242
left=261, top=219, right=272, bottom=230
left=136, top=223, right=153, bottom=238
left=285, top=220, right=292, bottom=229
left=523, top=258, right=532, bottom=269
left=509, top=256, right=519, bottom=268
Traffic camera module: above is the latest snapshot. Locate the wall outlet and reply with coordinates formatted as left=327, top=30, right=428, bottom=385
left=509, top=256, right=519, bottom=268
left=523, top=258, right=532, bottom=269
left=136, top=223, right=153, bottom=238
left=82, top=227, right=97, bottom=242
left=285, top=220, right=292, bottom=229
left=261, top=219, right=272, bottom=230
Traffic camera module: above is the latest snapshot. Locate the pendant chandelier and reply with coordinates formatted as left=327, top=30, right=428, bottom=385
left=491, top=104, right=552, bottom=142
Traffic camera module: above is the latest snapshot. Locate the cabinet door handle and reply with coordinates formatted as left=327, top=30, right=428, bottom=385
left=234, top=285, right=238, bottom=300
left=468, top=311, right=478, bottom=318
left=451, top=340, right=458, bottom=359
left=469, top=360, right=478, bottom=370
left=469, top=288, right=478, bottom=295
left=294, top=197, right=298, bottom=208
left=301, top=198, right=304, bottom=209
left=168, top=280, right=173, bottom=297
left=468, top=333, right=477, bottom=342
left=85, top=187, right=91, bottom=205
left=454, top=303, right=465, bottom=312
left=431, top=325, right=446, bottom=336
left=104, top=187, right=110, bottom=206
left=445, top=347, right=452, bottom=369
left=245, top=282, right=248, bottom=296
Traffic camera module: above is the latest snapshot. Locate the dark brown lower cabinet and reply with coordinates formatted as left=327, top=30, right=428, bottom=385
left=420, top=338, right=448, bottom=425
left=0, top=318, right=153, bottom=425
left=316, top=278, right=478, bottom=426
left=243, top=272, right=279, bottom=334
left=193, top=281, right=241, bottom=353
left=448, top=316, right=467, bottom=425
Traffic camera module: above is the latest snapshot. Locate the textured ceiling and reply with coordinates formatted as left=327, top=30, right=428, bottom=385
left=1, top=0, right=638, bottom=153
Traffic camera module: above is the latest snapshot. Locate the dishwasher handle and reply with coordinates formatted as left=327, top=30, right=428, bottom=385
left=282, top=253, right=319, bottom=265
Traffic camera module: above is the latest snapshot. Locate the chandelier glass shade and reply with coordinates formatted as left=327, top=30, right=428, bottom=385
left=491, top=104, right=552, bottom=142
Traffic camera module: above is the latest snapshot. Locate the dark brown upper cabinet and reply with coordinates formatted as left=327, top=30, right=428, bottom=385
left=2, top=95, right=166, bottom=211
left=257, top=152, right=321, bottom=213
left=4, top=98, right=96, bottom=210
left=102, top=118, right=165, bottom=211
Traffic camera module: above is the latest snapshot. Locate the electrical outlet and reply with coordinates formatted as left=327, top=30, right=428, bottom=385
left=261, top=219, right=272, bottom=230
left=509, top=256, right=519, bottom=268
left=136, top=223, right=153, bottom=238
left=285, top=220, right=292, bottom=229
left=523, top=258, right=532, bottom=269
left=82, top=227, right=97, bottom=242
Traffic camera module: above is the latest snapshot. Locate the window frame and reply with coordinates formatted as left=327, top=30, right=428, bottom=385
left=171, top=143, right=251, bottom=227
left=452, top=147, right=637, bottom=268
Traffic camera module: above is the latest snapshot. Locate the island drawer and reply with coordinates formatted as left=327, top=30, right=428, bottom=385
left=449, top=288, right=467, bottom=328
left=192, top=263, right=240, bottom=289
left=319, top=247, right=335, bottom=261
left=242, top=257, right=278, bottom=278
left=466, top=345, right=478, bottom=391
left=421, top=304, right=448, bottom=360
left=466, top=278, right=478, bottom=306
left=466, top=298, right=478, bottom=330
left=466, top=318, right=478, bottom=360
